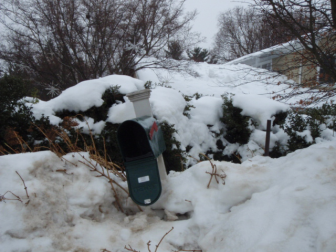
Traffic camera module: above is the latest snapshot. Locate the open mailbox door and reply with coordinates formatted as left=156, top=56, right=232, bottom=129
left=117, top=116, right=166, bottom=206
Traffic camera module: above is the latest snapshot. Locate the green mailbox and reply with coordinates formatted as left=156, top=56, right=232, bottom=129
left=117, top=116, right=166, bottom=206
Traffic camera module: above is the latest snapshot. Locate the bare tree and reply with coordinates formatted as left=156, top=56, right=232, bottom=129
left=213, top=6, right=279, bottom=62
left=213, top=5, right=316, bottom=62
left=253, top=0, right=336, bottom=104
left=0, top=0, right=196, bottom=99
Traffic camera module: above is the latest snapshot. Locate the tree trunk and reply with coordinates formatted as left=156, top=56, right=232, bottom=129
left=331, top=0, right=336, bottom=29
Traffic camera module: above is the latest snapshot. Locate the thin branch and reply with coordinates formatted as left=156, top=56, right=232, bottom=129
left=15, top=171, right=29, bottom=199
left=155, top=227, right=174, bottom=252
left=0, top=191, right=23, bottom=203
left=147, top=241, right=152, bottom=252
left=199, top=153, right=226, bottom=188
left=124, top=245, right=140, bottom=252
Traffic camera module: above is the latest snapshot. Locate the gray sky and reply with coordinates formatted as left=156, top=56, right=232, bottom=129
left=184, top=0, right=250, bottom=48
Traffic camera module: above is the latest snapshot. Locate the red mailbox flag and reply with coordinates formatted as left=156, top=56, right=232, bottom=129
left=149, top=122, right=158, bottom=140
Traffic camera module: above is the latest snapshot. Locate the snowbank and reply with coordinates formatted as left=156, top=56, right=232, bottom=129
left=1, top=141, right=336, bottom=251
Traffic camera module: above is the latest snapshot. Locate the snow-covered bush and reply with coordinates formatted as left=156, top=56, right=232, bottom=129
left=279, top=104, right=336, bottom=154
left=4, top=70, right=336, bottom=170
left=3, top=77, right=186, bottom=172
left=221, top=94, right=252, bottom=145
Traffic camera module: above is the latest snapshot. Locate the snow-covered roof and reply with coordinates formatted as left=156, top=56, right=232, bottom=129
left=227, top=26, right=335, bottom=67
left=226, top=39, right=304, bottom=67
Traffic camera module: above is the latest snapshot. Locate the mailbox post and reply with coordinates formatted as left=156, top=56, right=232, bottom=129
left=117, top=89, right=168, bottom=206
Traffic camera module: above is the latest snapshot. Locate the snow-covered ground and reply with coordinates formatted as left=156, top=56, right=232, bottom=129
left=1, top=139, right=336, bottom=251
left=1, top=62, right=336, bottom=251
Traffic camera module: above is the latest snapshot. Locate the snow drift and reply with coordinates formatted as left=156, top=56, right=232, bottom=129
left=1, top=141, right=336, bottom=251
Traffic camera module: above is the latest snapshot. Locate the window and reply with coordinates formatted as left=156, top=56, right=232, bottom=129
left=319, top=56, right=335, bottom=83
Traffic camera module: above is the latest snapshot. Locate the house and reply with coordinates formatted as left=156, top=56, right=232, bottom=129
left=227, top=38, right=335, bottom=86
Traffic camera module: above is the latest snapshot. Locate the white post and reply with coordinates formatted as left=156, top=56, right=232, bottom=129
left=127, top=89, right=168, bottom=181
left=126, top=89, right=153, bottom=117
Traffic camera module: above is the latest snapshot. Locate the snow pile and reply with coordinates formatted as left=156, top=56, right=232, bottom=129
left=137, top=63, right=292, bottom=99
left=1, top=141, right=336, bottom=251
left=2, top=61, right=336, bottom=251
left=232, top=94, right=289, bottom=130
left=31, top=75, right=144, bottom=125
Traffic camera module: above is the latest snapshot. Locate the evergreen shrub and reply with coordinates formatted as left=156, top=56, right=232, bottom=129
left=0, top=75, right=44, bottom=153
left=220, top=95, right=251, bottom=145
left=159, top=121, right=186, bottom=172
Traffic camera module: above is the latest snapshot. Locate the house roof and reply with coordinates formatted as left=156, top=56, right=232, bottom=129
left=226, top=39, right=304, bottom=67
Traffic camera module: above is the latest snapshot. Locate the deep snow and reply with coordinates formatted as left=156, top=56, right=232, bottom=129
left=1, top=141, right=336, bottom=251
left=1, top=62, right=336, bottom=252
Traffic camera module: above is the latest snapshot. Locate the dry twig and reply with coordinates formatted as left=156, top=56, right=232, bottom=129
left=199, top=153, right=226, bottom=188
left=147, top=241, right=152, bottom=252
left=155, top=227, right=174, bottom=252
left=0, top=191, right=23, bottom=203
left=122, top=227, right=174, bottom=252
left=1, top=172, right=31, bottom=205
left=125, top=245, right=140, bottom=252
left=15, top=171, right=30, bottom=200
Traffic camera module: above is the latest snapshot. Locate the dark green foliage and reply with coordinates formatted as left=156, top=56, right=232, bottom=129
left=182, top=94, right=195, bottom=118
left=159, top=121, right=186, bottom=172
left=53, top=86, right=125, bottom=164
left=220, top=95, right=251, bottom=144
left=307, top=117, right=321, bottom=140
left=205, top=149, right=241, bottom=164
left=165, top=41, right=184, bottom=60
left=0, top=75, right=35, bottom=152
left=183, top=93, right=203, bottom=102
left=183, top=104, right=195, bottom=118
left=282, top=112, right=312, bottom=152
left=216, top=139, right=225, bottom=150
left=192, top=92, right=203, bottom=100
left=144, top=81, right=154, bottom=89
left=273, top=105, right=336, bottom=155
left=55, top=86, right=122, bottom=122
left=272, top=111, right=288, bottom=126
left=182, top=93, right=203, bottom=118
left=269, top=142, right=286, bottom=158
left=0, top=75, right=56, bottom=153
left=144, top=81, right=172, bottom=90
left=100, top=122, right=123, bottom=166
left=187, top=47, right=210, bottom=62
left=305, top=103, right=336, bottom=131
left=0, top=75, right=29, bottom=108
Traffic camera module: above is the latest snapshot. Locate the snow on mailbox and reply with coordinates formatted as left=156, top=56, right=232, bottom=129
left=117, top=116, right=166, bottom=206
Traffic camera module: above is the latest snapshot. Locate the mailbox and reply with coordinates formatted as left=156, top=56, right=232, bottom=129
left=117, top=116, right=166, bottom=206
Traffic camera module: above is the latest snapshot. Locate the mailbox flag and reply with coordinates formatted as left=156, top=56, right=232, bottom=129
left=149, top=122, right=158, bottom=140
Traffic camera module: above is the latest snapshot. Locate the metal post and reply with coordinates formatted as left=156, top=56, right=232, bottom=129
left=264, top=120, right=271, bottom=156
left=127, top=89, right=168, bottom=180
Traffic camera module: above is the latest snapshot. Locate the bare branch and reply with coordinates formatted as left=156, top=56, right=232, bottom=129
left=15, top=171, right=30, bottom=200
